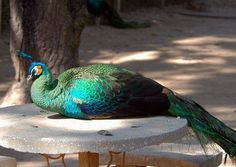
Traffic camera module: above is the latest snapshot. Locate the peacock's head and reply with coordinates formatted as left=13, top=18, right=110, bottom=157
left=28, top=62, right=47, bottom=81
left=16, top=50, right=47, bottom=81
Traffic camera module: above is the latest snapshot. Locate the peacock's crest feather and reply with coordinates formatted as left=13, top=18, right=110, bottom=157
left=16, top=50, right=33, bottom=60
left=16, top=51, right=47, bottom=79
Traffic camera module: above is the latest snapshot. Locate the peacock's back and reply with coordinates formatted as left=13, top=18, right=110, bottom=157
left=58, top=64, right=170, bottom=119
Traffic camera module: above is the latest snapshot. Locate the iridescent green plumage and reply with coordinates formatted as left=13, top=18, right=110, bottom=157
left=19, top=51, right=235, bottom=159
left=168, top=92, right=236, bottom=158
left=30, top=63, right=169, bottom=119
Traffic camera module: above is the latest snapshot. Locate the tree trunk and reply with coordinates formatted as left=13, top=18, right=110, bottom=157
left=1, top=0, right=87, bottom=106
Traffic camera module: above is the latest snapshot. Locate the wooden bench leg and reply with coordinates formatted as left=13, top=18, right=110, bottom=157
left=79, top=152, right=99, bottom=167
left=40, top=154, right=66, bottom=167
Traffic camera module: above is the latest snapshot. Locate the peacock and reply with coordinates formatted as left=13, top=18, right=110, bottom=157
left=86, top=0, right=151, bottom=28
left=17, top=50, right=236, bottom=160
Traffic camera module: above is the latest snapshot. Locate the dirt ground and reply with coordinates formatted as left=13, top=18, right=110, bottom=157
left=0, top=6, right=236, bottom=167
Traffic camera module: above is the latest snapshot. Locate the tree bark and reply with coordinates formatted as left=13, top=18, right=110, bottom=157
left=1, top=0, right=87, bottom=106
left=0, top=0, right=2, bottom=32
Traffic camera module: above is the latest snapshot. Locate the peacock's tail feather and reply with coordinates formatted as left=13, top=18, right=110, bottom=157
left=167, top=90, right=236, bottom=159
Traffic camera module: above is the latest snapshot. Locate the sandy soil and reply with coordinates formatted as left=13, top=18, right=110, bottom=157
left=0, top=6, right=236, bottom=166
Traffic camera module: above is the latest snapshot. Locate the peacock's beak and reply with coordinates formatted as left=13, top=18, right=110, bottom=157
left=27, top=75, right=33, bottom=82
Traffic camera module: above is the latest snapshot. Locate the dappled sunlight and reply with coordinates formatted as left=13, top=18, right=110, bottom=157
left=89, top=51, right=160, bottom=64
left=146, top=70, right=214, bottom=85
left=39, top=118, right=126, bottom=131
left=113, top=51, right=160, bottom=64
left=219, top=67, right=236, bottom=74
left=151, top=70, right=215, bottom=82
left=171, top=36, right=236, bottom=59
left=0, top=120, right=13, bottom=128
left=170, top=74, right=207, bottom=80
left=165, top=57, right=226, bottom=65
left=169, top=87, right=197, bottom=95
left=208, top=106, right=235, bottom=114
left=152, top=79, right=198, bottom=96
left=173, top=36, right=236, bottom=45
left=182, top=45, right=236, bottom=58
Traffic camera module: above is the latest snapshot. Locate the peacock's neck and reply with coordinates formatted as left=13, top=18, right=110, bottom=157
left=31, top=69, right=54, bottom=110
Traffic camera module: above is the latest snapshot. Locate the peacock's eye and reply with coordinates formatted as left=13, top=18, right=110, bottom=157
left=31, top=66, right=43, bottom=76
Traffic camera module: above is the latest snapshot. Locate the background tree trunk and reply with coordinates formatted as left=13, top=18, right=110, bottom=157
left=2, top=0, right=87, bottom=105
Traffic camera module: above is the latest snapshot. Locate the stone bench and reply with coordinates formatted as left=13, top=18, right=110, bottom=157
left=100, top=140, right=222, bottom=167
left=0, top=156, right=17, bottom=167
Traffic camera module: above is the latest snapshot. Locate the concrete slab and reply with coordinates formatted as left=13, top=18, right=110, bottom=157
left=0, top=104, right=187, bottom=155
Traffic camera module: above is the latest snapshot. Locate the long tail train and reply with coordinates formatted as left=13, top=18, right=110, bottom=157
left=165, top=89, right=236, bottom=159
